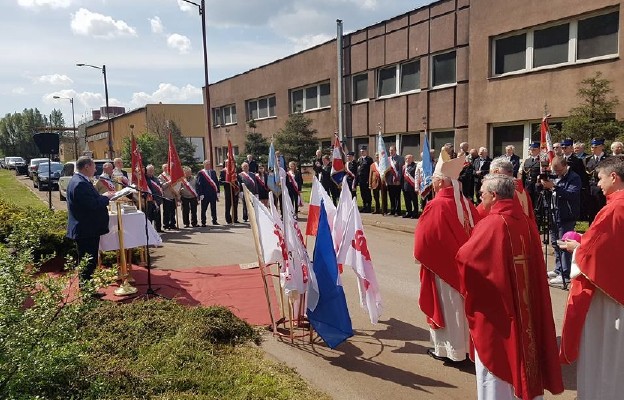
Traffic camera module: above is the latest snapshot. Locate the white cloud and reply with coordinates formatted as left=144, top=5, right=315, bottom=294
left=70, top=8, right=137, bottom=39
left=149, top=16, right=163, bottom=34
left=290, top=33, right=334, bottom=52
left=17, top=0, right=73, bottom=9
left=167, top=34, right=192, bottom=54
left=129, top=83, right=202, bottom=108
left=33, top=74, right=73, bottom=85
left=12, top=87, right=26, bottom=95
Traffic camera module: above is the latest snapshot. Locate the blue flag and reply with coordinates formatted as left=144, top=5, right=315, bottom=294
left=268, top=141, right=278, bottom=187
left=307, top=201, right=353, bottom=349
left=420, top=134, right=434, bottom=196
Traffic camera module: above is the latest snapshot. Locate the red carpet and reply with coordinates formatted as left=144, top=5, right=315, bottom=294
left=98, top=265, right=280, bottom=326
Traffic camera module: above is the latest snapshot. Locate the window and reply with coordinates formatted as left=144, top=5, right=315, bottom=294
left=352, top=73, right=368, bottom=102
left=290, top=82, right=330, bottom=113
left=432, top=51, right=456, bottom=87
left=187, top=137, right=204, bottom=161
left=492, top=10, right=619, bottom=76
left=401, top=134, right=421, bottom=160
left=492, top=125, right=524, bottom=157
left=578, top=11, right=619, bottom=60
left=377, top=60, right=420, bottom=97
left=212, top=104, right=237, bottom=126
left=533, top=23, right=569, bottom=67
left=247, top=95, right=276, bottom=121
left=430, top=131, right=455, bottom=156
left=494, top=33, right=527, bottom=74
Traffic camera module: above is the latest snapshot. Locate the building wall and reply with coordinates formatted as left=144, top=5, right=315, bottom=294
left=469, top=0, right=624, bottom=156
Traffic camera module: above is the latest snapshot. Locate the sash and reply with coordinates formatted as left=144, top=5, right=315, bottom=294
left=389, top=157, right=399, bottom=181
left=98, top=176, right=115, bottom=191
left=148, top=178, right=163, bottom=195
left=199, top=169, right=218, bottom=193
left=255, top=173, right=269, bottom=192
left=113, top=170, right=129, bottom=185
left=403, top=165, right=416, bottom=188
left=287, top=171, right=303, bottom=206
left=240, top=171, right=256, bottom=190
left=346, top=163, right=357, bottom=190
left=181, top=178, right=198, bottom=198
left=159, top=172, right=171, bottom=184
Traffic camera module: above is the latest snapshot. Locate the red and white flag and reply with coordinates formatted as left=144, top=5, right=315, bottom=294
left=540, top=115, right=554, bottom=166
left=337, top=197, right=383, bottom=324
left=167, top=130, right=184, bottom=184
left=332, top=175, right=352, bottom=254
left=245, top=186, right=284, bottom=265
left=305, top=176, right=336, bottom=237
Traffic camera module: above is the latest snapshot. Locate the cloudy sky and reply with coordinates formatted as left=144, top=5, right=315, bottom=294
left=1, top=0, right=429, bottom=125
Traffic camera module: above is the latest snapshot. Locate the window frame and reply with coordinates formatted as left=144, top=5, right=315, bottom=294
left=290, top=81, right=331, bottom=113
left=430, top=50, right=457, bottom=89
left=352, top=73, right=369, bottom=103
left=212, top=104, right=237, bottom=127
left=246, top=95, right=276, bottom=122
left=491, top=9, right=619, bottom=78
left=376, top=59, right=421, bottom=99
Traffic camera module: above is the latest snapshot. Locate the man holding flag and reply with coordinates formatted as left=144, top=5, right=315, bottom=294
left=220, top=139, right=239, bottom=224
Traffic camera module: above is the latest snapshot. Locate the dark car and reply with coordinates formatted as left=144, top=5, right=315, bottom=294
left=58, top=159, right=111, bottom=200
left=6, top=157, right=27, bottom=175
left=28, top=157, right=51, bottom=179
left=33, top=162, right=63, bottom=191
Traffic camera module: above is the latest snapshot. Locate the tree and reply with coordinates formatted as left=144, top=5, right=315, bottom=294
left=561, top=72, right=624, bottom=143
left=0, top=109, right=47, bottom=159
left=273, top=113, right=318, bottom=165
left=237, top=131, right=269, bottom=166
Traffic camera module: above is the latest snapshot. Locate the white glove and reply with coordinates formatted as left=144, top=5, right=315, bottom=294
left=199, top=195, right=204, bottom=201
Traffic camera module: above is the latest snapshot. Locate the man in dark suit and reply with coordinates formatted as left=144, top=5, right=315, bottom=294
left=472, top=147, right=491, bottom=204
left=345, top=151, right=358, bottom=198
left=196, top=159, right=220, bottom=226
left=504, top=145, right=521, bottom=178
left=402, top=154, right=418, bottom=218
left=357, top=147, right=374, bottom=212
left=562, top=138, right=588, bottom=221
left=521, top=142, right=542, bottom=209
left=66, top=156, right=114, bottom=287
left=246, top=154, right=258, bottom=173
left=386, top=146, right=404, bottom=215
left=220, top=161, right=239, bottom=224
left=585, top=138, right=608, bottom=224
left=145, top=164, right=163, bottom=232
left=458, top=143, right=475, bottom=202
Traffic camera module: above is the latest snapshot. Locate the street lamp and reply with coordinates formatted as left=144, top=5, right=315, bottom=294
left=76, top=63, right=114, bottom=158
left=179, top=0, right=214, bottom=165
left=52, top=95, right=78, bottom=159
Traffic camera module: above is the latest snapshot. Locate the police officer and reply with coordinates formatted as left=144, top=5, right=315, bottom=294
left=585, top=138, right=608, bottom=224
left=357, top=146, right=374, bottom=213
left=562, top=137, right=589, bottom=221
left=521, top=141, right=542, bottom=209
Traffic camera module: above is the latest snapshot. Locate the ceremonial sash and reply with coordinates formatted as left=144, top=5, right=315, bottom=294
left=159, top=172, right=171, bottom=184
left=199, top=169, right=218, bottom=193
left=240, top=171, right=256, bottom=189
left=181, top=178, right=198, bottom=198
left=389, top=157, right=399, bottom=182
left=346, top=164, right=357, bottom=190
left=148, top=179, right=163, bottom=195
left=98, top=176, right=115, bottom=191
left=287, top=171, right=303, bottom=206
left=113, top=170, right=129, bottom=185
left=403, top=165, right=416, bottom=188
left=255, top=173, right=269, bottom=191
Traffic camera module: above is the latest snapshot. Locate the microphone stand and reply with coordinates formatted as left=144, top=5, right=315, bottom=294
left=107, top=178, right=170, bottom=299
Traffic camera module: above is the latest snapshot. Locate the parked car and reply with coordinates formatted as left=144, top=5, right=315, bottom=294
left=58, top=159, right=111, bottom=201
left=5, top=157, right=27, bottom=175
left=33, top=162, right=63, bottom=191
left=28, top=157, right=51, bottom=179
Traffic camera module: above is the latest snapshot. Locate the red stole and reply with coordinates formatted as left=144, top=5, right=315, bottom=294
left=389, top=156, right=399, bottom=182
left=414, top=186, right=477, bottom=329
left=457, top=200, right=563, bottom=399
left=148, top=178, right=163, bottom=195
left=240, top=171, right=256, bottom=190
left=98, top=175, right=115, bottom=191
left=560, top=190, right=624, bottom=364
left=199, top=169, right=217, bottom=192
left=403, top=165, right=416, bottom=188
left=181, top=178, right=198, bottom=198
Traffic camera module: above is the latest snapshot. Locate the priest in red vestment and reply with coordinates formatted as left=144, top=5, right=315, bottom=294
left=414, top=152, right=479, bottom=362
left=559, top=156, right=624, bottom=400
left=457, top=174, right=563, bottom=400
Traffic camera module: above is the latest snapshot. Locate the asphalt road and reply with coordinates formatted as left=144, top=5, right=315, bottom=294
left=19, top=174, right=577, bottom=400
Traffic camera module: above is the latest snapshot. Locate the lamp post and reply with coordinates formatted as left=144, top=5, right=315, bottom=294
left=76, top=63, right=114, bottom=158
left=52, top=96, right=78, bottom=159
left=179, top=0, right=214, bottom=165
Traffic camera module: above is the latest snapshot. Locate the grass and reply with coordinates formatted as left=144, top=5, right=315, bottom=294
left=0, top=169, right=46, bottom=209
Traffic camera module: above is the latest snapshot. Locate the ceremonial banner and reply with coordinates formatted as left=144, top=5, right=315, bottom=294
left=167, top=131, right=184, bottom=184
left=540, top=115, right=554, bottom=165
left=305, top=176, right=336, bottom=237
left=337, top=197, right=383, bottom=324
left=245, top=186, right=284, bottom=265
left=331, top=136, right=346, bottom=185
left=307, top=201, right=353, bottom=349
left=332, top=175, right=352, bottom=253
left=130, top=134, right=150, bottom=193
left=420, top=134, right=434, bottom=197
left=377, top=131, right=391, bottom=177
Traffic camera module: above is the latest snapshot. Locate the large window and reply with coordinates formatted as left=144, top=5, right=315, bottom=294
left=247, top=95, right=276, bottom=121
left=212, top=104, right=237, bottom=126
left=431, top=51, right=456, bottom=87
left=401, top=134, right=421, bottom=160
left=352, top=73, right=368, bottom=102
left=492, top=125, right=524, bottom=158
left=492, top=10, right=619, bottom=76
left=291, top=82, right=330, bottom=113
left=377, top=60, right=420, bottom=97
left=430, top=131, right=455, bottom=156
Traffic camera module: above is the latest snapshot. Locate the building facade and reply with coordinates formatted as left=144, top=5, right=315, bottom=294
left=208, top=0, right=622, bottom=161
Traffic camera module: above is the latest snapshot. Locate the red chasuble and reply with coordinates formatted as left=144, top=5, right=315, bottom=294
left=560, top=190, right=624, bottom=364
left=457, top=199, right=563, bottom=400
left=414, top=186, right=479, bottom=329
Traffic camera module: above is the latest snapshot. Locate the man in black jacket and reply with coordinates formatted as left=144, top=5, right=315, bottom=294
left=402, top=154, right=418, bottom=218
left=585, top=138, right=608, bottom=224
left=472, top=147, right=491, bottom=204
left=521, top=142, right=542, bottom=209
left=357, top=146, right=373, bottom=212
left=561, top=138, right=588, bottom=221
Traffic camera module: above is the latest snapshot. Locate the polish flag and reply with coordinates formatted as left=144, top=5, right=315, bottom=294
left=332, top=175, right=352, bottom=253
left=305, top=176, right=336, bottom=236
left=540, top=115, right=554, bottom=165
left=337, top=197, right=383, bottom=324
left=331, top=135, right=346, bottom=185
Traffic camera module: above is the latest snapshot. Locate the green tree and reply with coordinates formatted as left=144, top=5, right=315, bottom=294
left=274, top=113, right=318, bottom=165
left=237, top=131, right=269, bottom=166
left=0, top=108, right=47, bottom=159
left=561, top=71, right=624, bottom=143
left=121, top=121, right=197, bottom=170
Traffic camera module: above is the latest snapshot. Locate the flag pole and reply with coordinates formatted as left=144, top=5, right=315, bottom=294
left=243, top=185, right=278, bottom=334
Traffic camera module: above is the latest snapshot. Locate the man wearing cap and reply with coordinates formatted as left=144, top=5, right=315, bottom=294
left=457, top=174, right=564, bottom=400
left=559, top=156, right=624, bottom=400
left=585, top=138, right=608, bottom=223
left=345, top=151, right=358, bottom=198
left=357, top=147, right=374, bottom=213
left=414, top=153, right=480, bottom=363
left=521, top=142, right=542, bottom=209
